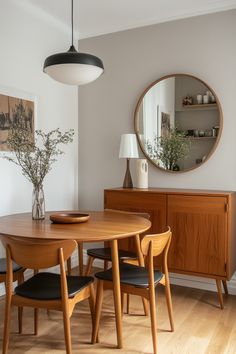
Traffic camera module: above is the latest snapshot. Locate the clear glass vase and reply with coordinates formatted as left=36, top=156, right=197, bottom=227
left=32, top=185, right=45, bottom=220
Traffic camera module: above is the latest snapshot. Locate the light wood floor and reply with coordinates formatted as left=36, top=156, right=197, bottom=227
left=0, top=277, right=236, bottom=353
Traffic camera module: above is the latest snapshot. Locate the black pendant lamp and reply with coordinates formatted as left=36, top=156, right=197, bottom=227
left=43, top=0, right=104, bottom=85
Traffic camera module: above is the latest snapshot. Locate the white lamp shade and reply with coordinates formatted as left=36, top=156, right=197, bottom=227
left=119, top=134, right=139, bottom=158
left=44, top=63, right=104, bottom=86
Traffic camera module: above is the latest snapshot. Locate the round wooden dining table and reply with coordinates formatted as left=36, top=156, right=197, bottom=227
left=0, top=209, right=151, bottom=349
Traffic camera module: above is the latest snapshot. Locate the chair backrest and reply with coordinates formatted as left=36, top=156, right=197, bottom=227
left=2, top=236, right=77, bottom=270
left=140, top=227, right=172, bottom=286
left=141, top=227, right=172, bottom=258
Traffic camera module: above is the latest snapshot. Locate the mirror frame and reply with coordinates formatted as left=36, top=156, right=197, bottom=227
left=134, top=73, right=223, bottom=173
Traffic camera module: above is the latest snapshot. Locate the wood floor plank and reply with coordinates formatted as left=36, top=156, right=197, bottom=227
left=0, top=278, right=236, bottom=353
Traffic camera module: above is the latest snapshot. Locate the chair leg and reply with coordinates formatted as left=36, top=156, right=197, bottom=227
left=62, top=306, right=72, bottom=354
left=17, top=271, right=24, bottom=334
left=165, top=283, right=174, bottom=331
left=34, top=308, right=39, bottom=335
left=127, top=294, right=130, bottom=314
left=17, top=271, right=24, bottom=284
left=92, top=279, right=104, bottom=344
left=78, top=243, right=84, bottom=275
left=88, top=285, right=96, bottom=340
left=121, top=293, right=130, bottom=314
left=141, top=297, right=149, bottom=316
left=2, top=298, right=11, bottom=354
left=222, top=280, right=228, bottom=295
left=216, top=279, right=224, bottom=309
left=67, top=258, right=72, bottom=276
left=134, top=234, right=149, bottom=316
left=104, top=260, right=109, bottom=271
left=121, top=292, right=124, bottom=313
left=149, top=287, right=158, bottom=354
left=111, top=240, right=123, bottom=349
left=85, top=256, right=94, bottom=276
left=18, top=307, right=23, bottom=334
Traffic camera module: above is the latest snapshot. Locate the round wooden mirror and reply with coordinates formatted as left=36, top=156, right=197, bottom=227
left=134, top=74, right=223, bottom=172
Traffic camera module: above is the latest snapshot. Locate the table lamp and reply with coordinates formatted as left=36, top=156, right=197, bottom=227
left=119, top=134, right=139, bottom=188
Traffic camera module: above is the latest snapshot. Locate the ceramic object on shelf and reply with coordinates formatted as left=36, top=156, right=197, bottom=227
left=205, top=130, right=213, bottom=137
left=203, top=94, right=209, bottom=104
left=212, top=126, right=220, bottom=137
left=206, top=90, right=216, bottom=103
left=198, top=130, right=205, bottom=137
left=196, top=94, right=202, bottom=104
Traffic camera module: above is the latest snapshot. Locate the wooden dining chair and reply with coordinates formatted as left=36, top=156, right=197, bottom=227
left=1, top=237, right=95, bottom=354
left=0, top=257, right=25, bottom=333
left=0, top=258, right=25, bottom=289
left=84, top=209, right=150, bottom=315
left=85, top=209, right=150, bottom=275
left=92, top=227, right=174, bottom=354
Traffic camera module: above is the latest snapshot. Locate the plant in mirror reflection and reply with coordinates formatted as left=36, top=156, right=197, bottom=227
left=145, top=128, right=191, bottom=171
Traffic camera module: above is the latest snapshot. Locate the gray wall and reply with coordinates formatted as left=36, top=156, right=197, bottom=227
left=78, top=10, right=236, bottom=292
left=78, top=10, right=236, bottom=210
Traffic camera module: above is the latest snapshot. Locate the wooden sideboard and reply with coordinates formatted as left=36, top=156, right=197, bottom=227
left=104, top=188, right=236, bottom=308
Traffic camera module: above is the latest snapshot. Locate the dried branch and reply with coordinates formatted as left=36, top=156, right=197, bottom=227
left=2, top=124, right=74, bottom=187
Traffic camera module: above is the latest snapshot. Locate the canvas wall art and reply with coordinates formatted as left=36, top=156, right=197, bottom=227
left=161, top=112, right=170, bottom=138
left=0, top=92, right=34, bottom=151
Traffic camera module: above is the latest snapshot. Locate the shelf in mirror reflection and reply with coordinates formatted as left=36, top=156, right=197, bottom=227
left=184, top=136, right=216, bottom=140
left=176, top=103, right=217, bottom=112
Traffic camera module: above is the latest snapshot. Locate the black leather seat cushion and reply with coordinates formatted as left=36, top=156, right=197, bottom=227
left=15, top=272, right=94, bottom=300
left=0, top=258, right=22, bottom=274
left=95, top=263, right=163, bottom=288
left=87, top=247, right=137, bottom=261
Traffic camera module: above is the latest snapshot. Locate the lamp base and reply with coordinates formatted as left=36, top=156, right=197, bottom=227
left=123, top=158, right=133, bottom=188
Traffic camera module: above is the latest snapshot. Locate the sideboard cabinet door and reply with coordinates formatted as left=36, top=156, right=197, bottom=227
left=167, top=194, right=227, bottom=277
left=104, top=190, right=167, bottom=233
left=104, top=190, right=167, bottom=253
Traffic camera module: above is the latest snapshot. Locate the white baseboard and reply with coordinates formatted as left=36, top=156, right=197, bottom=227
left=1, top=250, right=236, bottom=298
left=169, top=272, right=236, bottom=295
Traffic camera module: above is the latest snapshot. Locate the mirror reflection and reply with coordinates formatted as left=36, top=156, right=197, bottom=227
left=134, top=74, right=222, bottom=172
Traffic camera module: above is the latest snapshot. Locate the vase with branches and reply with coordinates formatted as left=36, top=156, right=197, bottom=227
left=3, top=123, right=74, bottom=219
left=146, top=128, right=191, bottom=171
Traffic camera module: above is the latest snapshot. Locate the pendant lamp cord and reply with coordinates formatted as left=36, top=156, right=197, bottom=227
left=71, top=0, right=74, bottom=46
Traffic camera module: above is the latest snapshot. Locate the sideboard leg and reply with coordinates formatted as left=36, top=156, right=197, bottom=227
left=222, top=280, right=228, bottom=295
left=216, top=279, right=224, bottom=309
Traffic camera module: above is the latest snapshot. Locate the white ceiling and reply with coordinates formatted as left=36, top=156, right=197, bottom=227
left=18, top=0, right=236, bottom=39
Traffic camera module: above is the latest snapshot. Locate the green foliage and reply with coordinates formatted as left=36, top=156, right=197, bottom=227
left=3, top=124, right=74, bottom=187
left=146, top=128, right=190, bottom=171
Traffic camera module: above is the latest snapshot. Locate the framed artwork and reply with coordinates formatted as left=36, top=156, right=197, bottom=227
left=161, top=112, right=170, bottom=138
left=0, top=86, right=36, bottom=151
